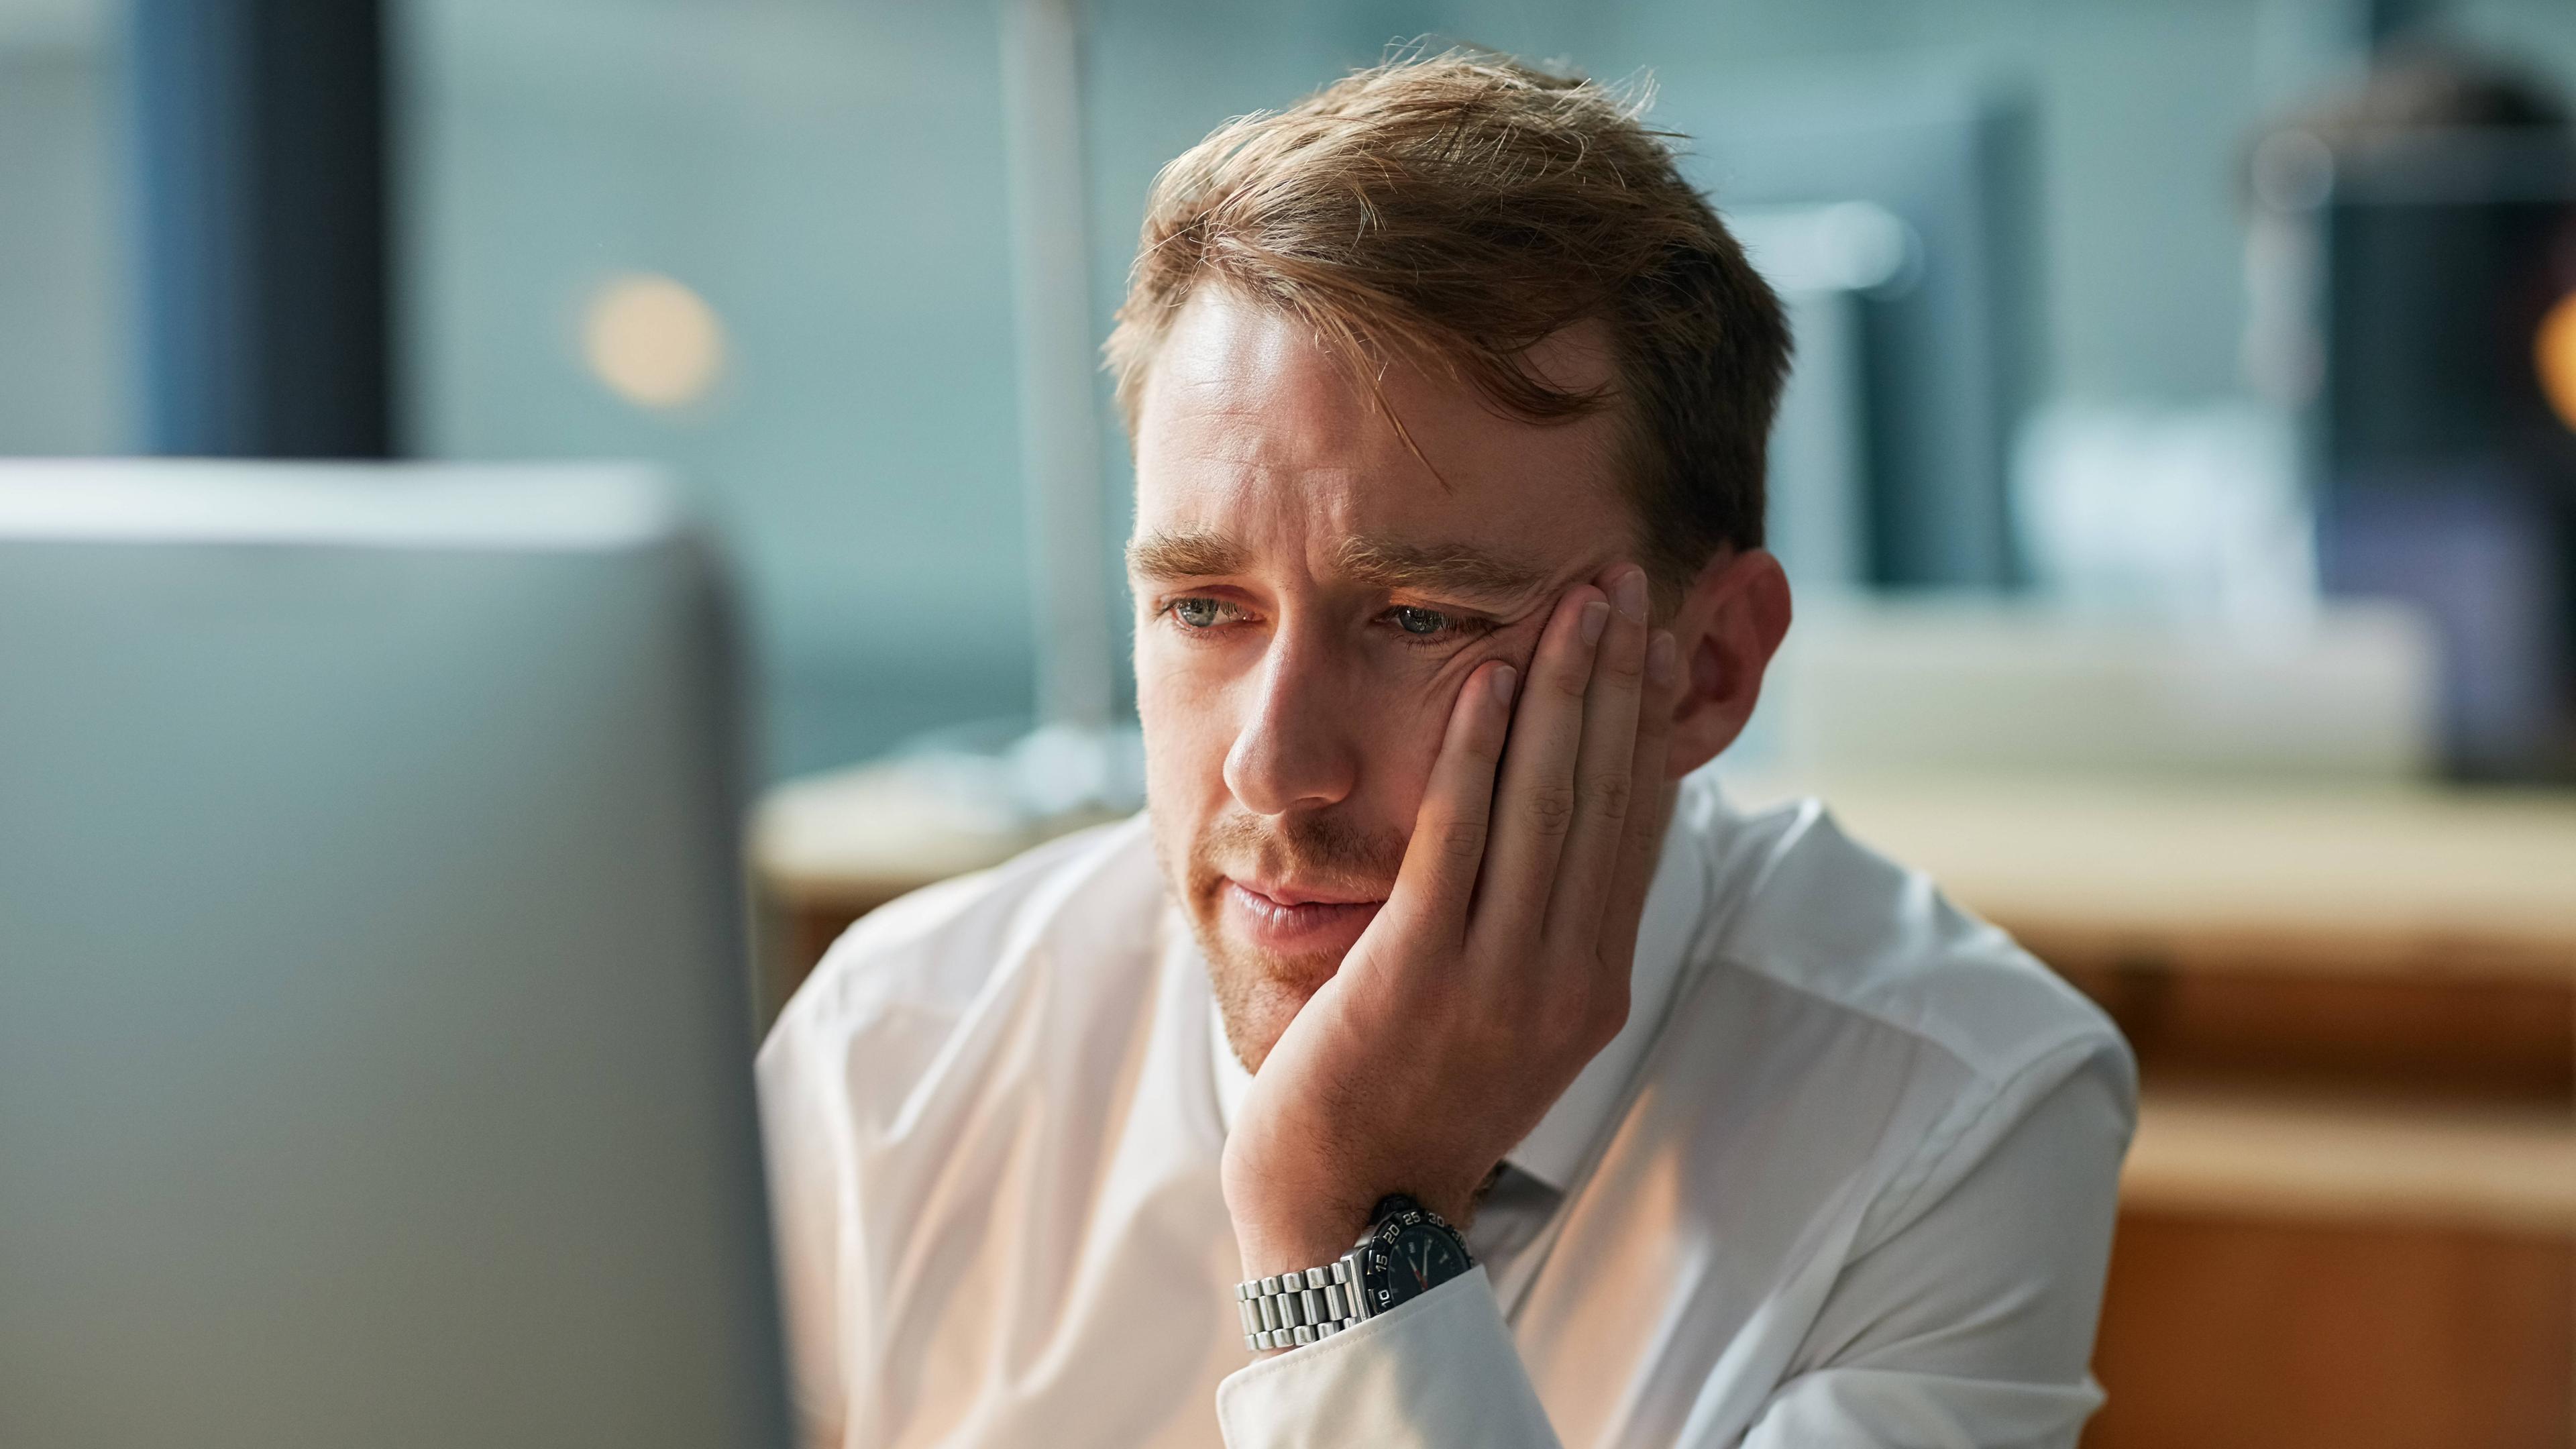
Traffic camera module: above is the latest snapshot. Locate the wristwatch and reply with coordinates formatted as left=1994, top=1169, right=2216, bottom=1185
left=1233, top=1193, right=1474, bottom=1352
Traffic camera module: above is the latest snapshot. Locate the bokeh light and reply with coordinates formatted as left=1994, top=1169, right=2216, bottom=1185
left=580, top=272, right=726, bottom=411
left=2538, top=290, right=2576, bottom=432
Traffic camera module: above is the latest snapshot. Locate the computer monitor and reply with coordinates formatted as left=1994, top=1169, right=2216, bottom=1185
left=1672, top=64, right=2041, bottom=590
left=0, top=461, right=789, bottom=1449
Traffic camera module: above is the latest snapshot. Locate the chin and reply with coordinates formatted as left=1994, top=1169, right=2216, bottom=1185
left=1146, top=800, right=1395, bottom=1073
left=1193, top=896, right=1346, bottom=1075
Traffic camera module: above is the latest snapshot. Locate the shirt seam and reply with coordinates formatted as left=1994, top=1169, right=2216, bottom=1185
left=1697, top=794, right=2120, bottom=1087
left=1854, top=1030, right=2124, bottom=1262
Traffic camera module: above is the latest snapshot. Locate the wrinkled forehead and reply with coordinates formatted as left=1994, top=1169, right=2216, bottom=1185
left=1129, top=290, right=1630, bottom=592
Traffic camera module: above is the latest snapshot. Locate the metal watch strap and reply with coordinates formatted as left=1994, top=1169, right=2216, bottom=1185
left=1234, top=1256, right=1364, bottom=1351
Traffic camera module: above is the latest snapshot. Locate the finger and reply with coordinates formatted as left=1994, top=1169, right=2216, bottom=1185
left=1598, top=629, right=1682, bottom=959
left=1379, top=658, right=1517, bottom=945
left=1467, top=585, right=1609, bottom=953
left=1544, top=564, right=1652, bottom=954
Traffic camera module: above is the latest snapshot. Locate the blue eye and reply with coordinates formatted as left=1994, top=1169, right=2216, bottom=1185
left=1383, top=606, right=1495, bottom=647
left=1161, top=596, right=1489, bottom=647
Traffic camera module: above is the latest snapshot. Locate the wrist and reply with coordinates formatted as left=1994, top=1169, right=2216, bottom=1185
left=1226, top=1183, right=1483, bottom=1277
left=1227, top=1193, right=1371, bottom=1284
left=1230, top=1192, right=1478, bottom=1355
left=1223, top=1161, right=1486, bottom=1281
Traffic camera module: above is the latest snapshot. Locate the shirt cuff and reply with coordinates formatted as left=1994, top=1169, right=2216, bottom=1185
left=1214, top=1265, right=1560, bottom=1449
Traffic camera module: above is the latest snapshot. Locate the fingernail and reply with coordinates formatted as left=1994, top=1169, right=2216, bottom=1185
left=1613, top=569, right=1648, bottom=623
left=1647, top=631, right=1677, bottom=687
left=1489, top=664, right=1517, bottom=705
left=1580, top=599, right=1611, bottom=647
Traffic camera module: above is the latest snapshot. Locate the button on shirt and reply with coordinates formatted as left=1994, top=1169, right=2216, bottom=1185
left=756, top=766, right=2137, bottom=1448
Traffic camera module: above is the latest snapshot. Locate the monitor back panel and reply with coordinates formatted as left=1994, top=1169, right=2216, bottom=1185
left=0, top=462, right=788, bottom=1449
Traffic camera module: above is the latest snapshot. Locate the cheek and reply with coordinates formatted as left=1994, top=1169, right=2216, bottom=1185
left=1362, top=638, right=1532, bottom=814
left=1136, top=639, right=1239, bottom=804
left=1393, top=621, right=1548, bottom=727
left=1137, top=649, right=1205, bottom=733
left=1387, top=621, right=1548, bottom=784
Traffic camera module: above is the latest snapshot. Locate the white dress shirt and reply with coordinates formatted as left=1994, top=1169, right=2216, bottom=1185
left=757, top=765, right=2136, bottom=1448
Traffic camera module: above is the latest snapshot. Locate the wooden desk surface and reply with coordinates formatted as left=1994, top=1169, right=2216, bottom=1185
left=756, top=764, right=2576, bottom=975
left=2125, top=1084, right=2576, bottom=1235
left=753, top=761, right=1124, bottom=912
left=1723, top=772, right=2576, bottom=980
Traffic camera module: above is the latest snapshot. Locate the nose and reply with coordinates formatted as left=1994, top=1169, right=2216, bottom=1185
left=1222, top=629, right=1361, bottom=816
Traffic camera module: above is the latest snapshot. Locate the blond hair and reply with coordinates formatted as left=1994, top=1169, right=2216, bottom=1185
left=1105, top=49, right=1791, bottom=588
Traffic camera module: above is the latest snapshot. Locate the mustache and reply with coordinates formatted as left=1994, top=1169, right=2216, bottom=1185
left=1194, top=810, right=1405, bottom=896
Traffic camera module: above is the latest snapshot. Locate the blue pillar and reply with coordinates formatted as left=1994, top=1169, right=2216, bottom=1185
left=130, top=0, right=394, bottom=458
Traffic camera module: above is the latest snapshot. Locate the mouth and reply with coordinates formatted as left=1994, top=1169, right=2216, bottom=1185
left=1220, top=877, right=1386, bottom=957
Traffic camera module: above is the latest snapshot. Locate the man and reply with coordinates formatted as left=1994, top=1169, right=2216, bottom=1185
left=759, top=50, right=2133, bottom=1449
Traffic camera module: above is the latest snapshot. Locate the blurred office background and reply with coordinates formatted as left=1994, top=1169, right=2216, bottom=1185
left=8, top=0, right=2571, bottom=778
left=9, top=1, right=2576, bottom=1445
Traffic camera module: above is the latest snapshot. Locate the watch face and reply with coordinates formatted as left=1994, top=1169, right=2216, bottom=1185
left=1362, top=1216, right=1472, bottom=1312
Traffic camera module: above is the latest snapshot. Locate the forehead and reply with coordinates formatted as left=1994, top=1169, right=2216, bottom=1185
left=1129, top=290, right=1630, bottom=583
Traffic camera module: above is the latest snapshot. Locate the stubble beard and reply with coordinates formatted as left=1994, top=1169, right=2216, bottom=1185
left=1193, top=906, right=1336, bottom=1077
left=1155, top=806, right=1405, bottom=1076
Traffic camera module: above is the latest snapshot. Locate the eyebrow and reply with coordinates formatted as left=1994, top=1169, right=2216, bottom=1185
left=1124, top=529, right=1248, bottom=583
left=1125, top=528, right=1552, bottom=609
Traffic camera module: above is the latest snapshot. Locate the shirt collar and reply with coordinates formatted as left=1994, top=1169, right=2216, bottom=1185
left=1203, top=771, right=1719, bottom=1193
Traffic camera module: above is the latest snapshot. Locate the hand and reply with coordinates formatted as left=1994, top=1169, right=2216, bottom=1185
left=1221, top=562, right=1682, bottom=1289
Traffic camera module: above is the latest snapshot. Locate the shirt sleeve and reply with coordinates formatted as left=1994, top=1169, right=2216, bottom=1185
left=1739, top=1040, right=2135, bottom=1449
left=755, top=1004, right=857, bottom=1449
left=1214, top=1039, right=2130, bottom=1449
left=1214, top=1265, right=1563, bottom=1449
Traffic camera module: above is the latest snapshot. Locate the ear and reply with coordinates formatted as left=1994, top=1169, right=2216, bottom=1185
left=1661, top=548, right=1792, bottom=780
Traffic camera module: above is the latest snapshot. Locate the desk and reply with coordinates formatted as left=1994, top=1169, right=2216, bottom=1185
left=1722, top=775, right=2576, bottom=982
left=751, top=765, right=2576, bottom=1449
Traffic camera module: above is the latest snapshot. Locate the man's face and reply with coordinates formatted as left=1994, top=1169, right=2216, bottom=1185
left=1128, top=289, right=1640, bottom=1073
